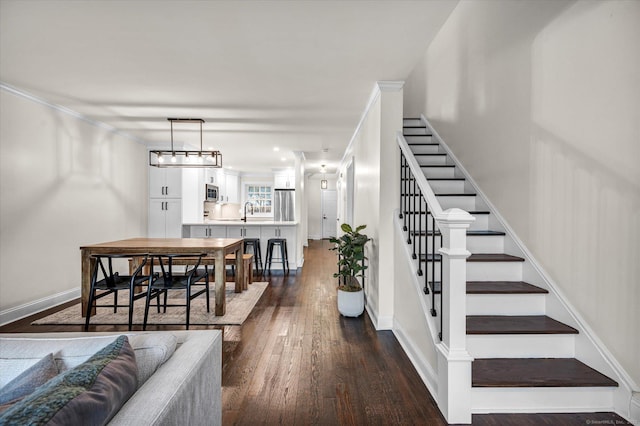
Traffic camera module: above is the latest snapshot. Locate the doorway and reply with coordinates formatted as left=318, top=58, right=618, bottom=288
left=321, top=190, right=337, bottom=239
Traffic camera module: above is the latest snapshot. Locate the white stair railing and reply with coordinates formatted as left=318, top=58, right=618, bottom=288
left=397, top=130, right=475, bottom=423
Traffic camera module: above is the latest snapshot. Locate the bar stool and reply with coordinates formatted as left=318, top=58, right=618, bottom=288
left=243, top=238, right=263, bottom=274
left=266, top=238, right=289, bottom=273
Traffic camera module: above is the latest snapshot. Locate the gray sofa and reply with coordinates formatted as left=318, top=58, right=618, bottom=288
left=0, top=330, right=222, bottom=425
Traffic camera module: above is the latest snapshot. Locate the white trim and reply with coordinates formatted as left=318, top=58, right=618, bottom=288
left=0, top=288, right=80, bottom=326
left=393, top=319, right=439, bottom=399
left=340, top=84, right=382, bottom=167
left=630, top=393, right=640, bottom=424
left=377, top=81, right=405, bottom=91
left=0, top=82, right=147, bottom=145
left=420, top=113, right=638, bottom=407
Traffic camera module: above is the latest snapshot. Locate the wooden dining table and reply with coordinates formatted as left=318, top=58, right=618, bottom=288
left=80, top=237, right=244, bottom=317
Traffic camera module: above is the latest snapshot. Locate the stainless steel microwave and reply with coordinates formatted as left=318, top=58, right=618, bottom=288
left=205, top=184, right=219, bottom=202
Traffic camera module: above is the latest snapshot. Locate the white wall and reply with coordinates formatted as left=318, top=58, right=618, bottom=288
left=0, top=87, right=147, bottom=322
left=404, top=0, right=640, bottom=386
left=338, top=82, right=403, bottom=329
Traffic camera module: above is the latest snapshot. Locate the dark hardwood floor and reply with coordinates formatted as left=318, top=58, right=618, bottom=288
left=0, top=240, right=631, bottom=425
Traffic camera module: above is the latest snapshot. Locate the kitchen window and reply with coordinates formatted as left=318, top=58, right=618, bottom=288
left=246, top=185, right=272, bottom=214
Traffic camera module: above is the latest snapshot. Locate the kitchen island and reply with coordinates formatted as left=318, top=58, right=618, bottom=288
left=182, top=221, right=300, bottom=270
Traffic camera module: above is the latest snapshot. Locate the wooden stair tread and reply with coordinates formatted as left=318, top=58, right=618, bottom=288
left=426, top=281, right=547, bottom=295
left=472, top=358, right=618, bottom=387
left=468, top=253, right=524, bottom=262
left=420, top=164, right=455, bottom=168
left=435, top=192, right=476, bottom=196
left=467, top=281, right=548, bottom=294
left=472, top=412, right=629, bottom=425
left=407, top=142, right=438, bottom=146
left=467, top=315, right=578, bottom=334
left=410, top=230, right=505, bottom=236
left=419, top=253, right=442, bottom=262
left=427, top=177, right=465, bottom=181
left=414, top=153, right=446, bottom=156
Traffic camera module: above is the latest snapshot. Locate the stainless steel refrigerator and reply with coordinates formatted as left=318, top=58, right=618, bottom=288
left=273, top=189, right=295, bottom=221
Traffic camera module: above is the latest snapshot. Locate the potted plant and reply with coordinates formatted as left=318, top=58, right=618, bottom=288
left=329, top=223, right=370, bottom=317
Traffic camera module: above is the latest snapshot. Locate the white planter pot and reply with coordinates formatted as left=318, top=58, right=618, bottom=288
left=337, top=288, right=364, bottom=317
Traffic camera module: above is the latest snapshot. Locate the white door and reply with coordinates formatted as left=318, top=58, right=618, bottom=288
left=321, top=190, right=338, bottom=239
left=164, top=199, right=183, bottom=238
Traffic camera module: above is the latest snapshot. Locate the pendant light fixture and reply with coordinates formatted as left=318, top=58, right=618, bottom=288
left=320, top=164, right=328, bottom=189
left=149, top=118, right=222, bottom=168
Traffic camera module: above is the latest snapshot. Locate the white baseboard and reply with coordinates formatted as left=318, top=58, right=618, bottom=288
left=0, top=288, right=80, bottom=326
left=308, top=234, right=322, bottom=240
left=393, top=320, right=439, bottom=400
left=631, top=393, right=640, bottom=424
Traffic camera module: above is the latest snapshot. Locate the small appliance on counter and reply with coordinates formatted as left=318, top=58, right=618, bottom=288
left=274, top=189, right=295, bottom=221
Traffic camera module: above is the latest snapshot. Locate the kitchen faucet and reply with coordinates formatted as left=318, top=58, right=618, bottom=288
left=242, top=201, right=254, bottom=222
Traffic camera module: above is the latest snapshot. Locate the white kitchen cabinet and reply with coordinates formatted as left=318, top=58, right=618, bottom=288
left=149, top=199, right=182, bottom=238
left=224, top=172, right=239, bottom=203
left=274, top=171, right=295, bottom=189
left=189, top=225, right=227, bottom=238
left=227, top=225, right=260, bottom=239
left=149, top=166, right=182, bottom=198
left=261, top=225, right=296, bottom=269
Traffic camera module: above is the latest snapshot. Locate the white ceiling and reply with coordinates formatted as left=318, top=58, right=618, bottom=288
left=0, top=0, right=457, bottom=174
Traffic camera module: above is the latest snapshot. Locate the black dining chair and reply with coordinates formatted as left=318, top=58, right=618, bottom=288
left=84, top=253, right=150, bottom=331
left=143, top=253, right=210, bottom=330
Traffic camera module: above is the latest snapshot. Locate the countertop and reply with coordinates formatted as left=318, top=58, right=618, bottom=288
left=184, top=220, right=298, bottom=226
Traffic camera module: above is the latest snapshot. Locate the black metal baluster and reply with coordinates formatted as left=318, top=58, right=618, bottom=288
left=403, top=157, right=408, bottom=232
left=407, top=172, right=413, bottom=244
left=417, top=192, right=423, bottom=273
left=411, top=176, right=417, bottom=258
left=430, top=215, right=437, bottom=317
left=423, top=203, right=430, bottom=295
left=399, top=151, right=404, bottom=220
left=438, top=231, right=443, bottom=340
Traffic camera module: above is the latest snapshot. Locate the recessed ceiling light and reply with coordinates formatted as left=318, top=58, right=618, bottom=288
left=281, top=157, right=286, bottom=162
left=273, top=147, right=280, bottom=152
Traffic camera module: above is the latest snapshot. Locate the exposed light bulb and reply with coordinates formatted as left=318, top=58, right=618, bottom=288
left=185, top=152, right=190, bottom=162
left=171, top=152, right=177, bottom=163
left=157, top=153, right=164, bottom=163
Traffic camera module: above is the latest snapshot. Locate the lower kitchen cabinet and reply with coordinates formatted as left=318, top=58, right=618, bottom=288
left=183, top=223, right=298, bottom=269
left=149, top=199, right=182, bottom=238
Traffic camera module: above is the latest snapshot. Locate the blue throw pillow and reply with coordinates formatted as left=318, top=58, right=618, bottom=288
left=0, top=335, right=137, bottom=426
left=0, top=353, right=59, bottom=413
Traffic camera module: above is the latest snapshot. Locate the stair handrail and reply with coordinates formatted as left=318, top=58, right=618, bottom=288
left=397, top=127, right=475, bottom=423
left=397, top=131, right=445, bottom=219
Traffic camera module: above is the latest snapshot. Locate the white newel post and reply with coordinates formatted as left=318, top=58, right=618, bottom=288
left=436, top=208, right=475, bottom=424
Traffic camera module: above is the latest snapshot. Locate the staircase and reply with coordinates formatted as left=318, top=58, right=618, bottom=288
left=400, top=118, right=622, bottom=416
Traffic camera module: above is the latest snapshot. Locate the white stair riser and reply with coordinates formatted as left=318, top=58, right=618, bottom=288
left=437, top=195, right=477, bottom=211
left=421, top=166, right=456, bottom=179
left=468, top=215, right=489, bottom=231
left=403, top=119, right=423, bottom=127
left=467, top=335, right=575, bottom=358
left=467, top=293, right=545, bottom=315
left=467, top=262, right=523, bottom=281
left=416, top=155, right=449, bottom=165
left=467, top=235, right=504, bottom=253
left=410, top=144, right=441, bottom=154
left=427, top=179, right=466, bottom=193
left=412, top=235, right=504, bottom=253
left=404, top=127, right=430, bottom=136
left=471, top=387, right=614, bottom=413
left=405, top=135, right=434, bottom=144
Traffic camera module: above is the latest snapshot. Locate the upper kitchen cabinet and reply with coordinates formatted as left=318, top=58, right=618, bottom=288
left=274, top=170, right=295, bottom=189
left=224, top=172, right=239, bottom=203
left=149, top=166, right=182, bottom=199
